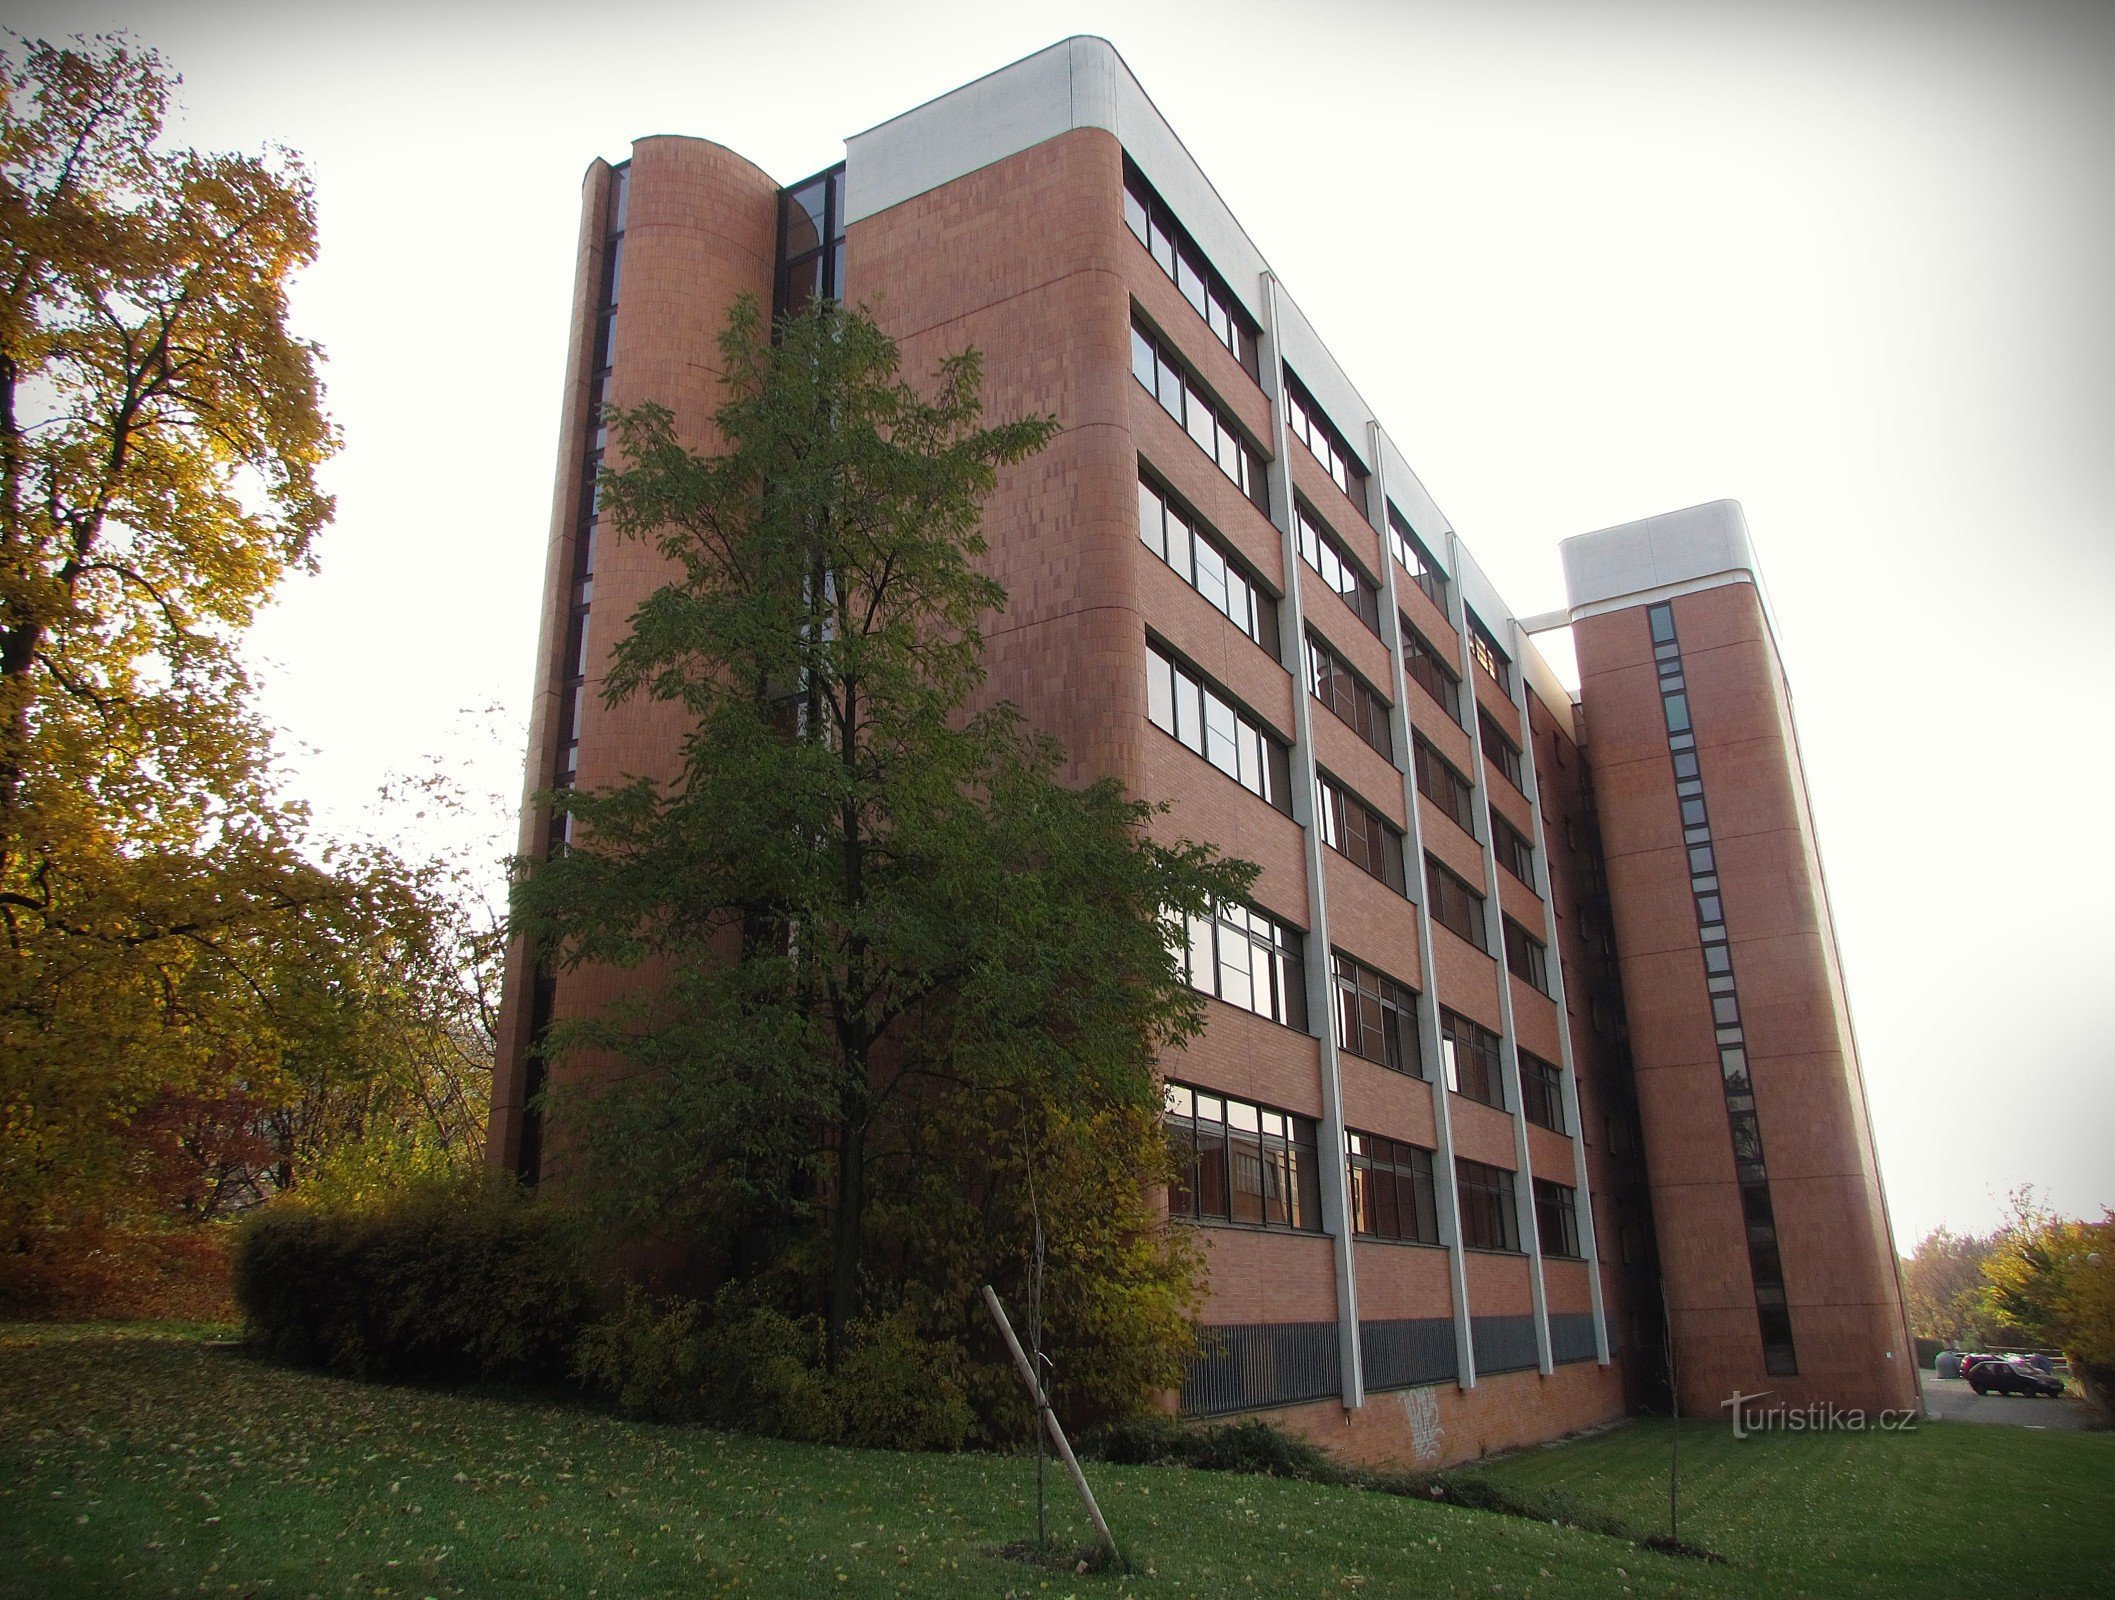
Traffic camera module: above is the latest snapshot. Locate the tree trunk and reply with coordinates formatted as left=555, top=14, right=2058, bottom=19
left=825, top=1111, right=865, bottom=1370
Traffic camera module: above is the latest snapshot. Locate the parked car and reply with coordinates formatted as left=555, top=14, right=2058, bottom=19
left=1965, top=1357, right=2065, bottom=1398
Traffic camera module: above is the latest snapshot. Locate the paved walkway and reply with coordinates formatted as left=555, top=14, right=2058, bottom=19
left=1920, top=1372, right=2101, bottom=1431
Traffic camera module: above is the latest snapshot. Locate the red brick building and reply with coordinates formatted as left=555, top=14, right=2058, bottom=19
left=488, top=37, right=1918, bottom=1465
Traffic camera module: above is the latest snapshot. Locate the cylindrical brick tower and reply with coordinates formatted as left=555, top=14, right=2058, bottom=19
left=489, top=139, right=780, bottom=1185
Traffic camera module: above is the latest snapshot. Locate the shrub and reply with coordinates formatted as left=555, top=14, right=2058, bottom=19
left=232, top=1171, right=598, bottom=1385
left=834, top=1306, right=973, bottom=1452
left=1088, top=1415, right=1341, bottom=1480
left=576, top=1290, right=971, bottom=1450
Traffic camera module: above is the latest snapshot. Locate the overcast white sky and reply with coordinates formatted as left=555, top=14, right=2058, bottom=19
left=17, top=0, right=2113, bottom=1246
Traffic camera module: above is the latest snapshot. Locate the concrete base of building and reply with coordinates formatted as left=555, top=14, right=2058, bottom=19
left=1242, top=1360, right=1628, bottom=1470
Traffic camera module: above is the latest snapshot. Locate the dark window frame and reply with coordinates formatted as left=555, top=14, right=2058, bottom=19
left=1294, top=501, right=1382, bottom=635
left=1456, top=1157, right=1522, bottom=1253
left=1466, top=610, right=1512, bottom=691
left=1164, top=1080, right=1324, bottom=1232
left=1479, top=709, right=1525, bottom=791
left=1503, top=916, right=1551, bottom=995
left=1132, top=317, right=1268, bottom=507
left=1401, top=618, right=1462, bottom=726
left=1387, top=504, right=1447, bottom=610
left=1175, top=901, right=1308, bottom=1032
left=1122, top=158, right=1261, bottom=378
left=1283, top=369, right=1367, bottom=499
left=1533, top=1178, right=1581, bottom=1258
left=1137, top=471, right=1278, bottom=656
left=1439, top=1006, right=1506, bottom=1109
left=1348, top=1130, right=1440, bottom=1244
left=1306, top=632, right=1393, bottom=758
left=1147, top=638, right=1292, bottom=811
left=1330, top=952, right=1422, bottom=1076
left=1412, top=735, right=1476, bottom=836
left=1425, top=855, right=1488, bottom=953
left=1521, top=1051, right=1567, bottom=1133
left=1492, top=809, right=1536, bottom=887
left=1316, top=771, right=1407, bottom=894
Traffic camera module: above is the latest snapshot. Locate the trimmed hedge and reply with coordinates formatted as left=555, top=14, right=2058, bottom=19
left=232, top=1172, right=598, bottom=1385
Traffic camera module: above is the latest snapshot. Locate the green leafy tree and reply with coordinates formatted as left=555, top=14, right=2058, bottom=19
left=514, top=299, right=1247, bottom=1414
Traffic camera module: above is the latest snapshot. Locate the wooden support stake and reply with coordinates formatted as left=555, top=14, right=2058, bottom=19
left=982, top=1284, right=1122, bottom=1569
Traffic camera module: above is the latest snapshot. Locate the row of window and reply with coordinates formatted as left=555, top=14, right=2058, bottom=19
left=1138, top=474, right=1277, bottom=652
left=1649, top=600, right=1798, bottom=1377
left=1146, top=641, right=1290, bottom=810
left=1123, top=160, right=1261, bottom=377
left=1168, top=1083, right=1581, bottom=1259
left=1175, top=900, right=1306, bottom=1031
left=1332, top=952, right=1421, bottom=1076
left=1466, top=611, right=1512, bottom=692
left=1284, top=369, right=1366, bottom=498
left=1413, top=735, right=1475, bottom=835
left=1307, top=633, right=1392, bottom=757
left=1425, top=855, right=1486, bottom=952
left=1503, top=916, right=1550, bottom=996
left=1402, top=619, right=1462, bottom=726
left=1295, top=502, right=1382, bottom=634
left=1388, top=505, right=1448, bottom=611
left=1132, top=320, right=1267, bottom=507
left=1316, top=772, right=1405, bottom=894
left=1440, top=1007, right=1504, bottom=1109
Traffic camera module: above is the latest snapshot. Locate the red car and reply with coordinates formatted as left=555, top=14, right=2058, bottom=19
left=1966, top=1357, right=2065, bottom=1398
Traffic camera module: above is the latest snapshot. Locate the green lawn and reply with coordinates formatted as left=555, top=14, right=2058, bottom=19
left=2, top=1326, right=2108, bottom=1600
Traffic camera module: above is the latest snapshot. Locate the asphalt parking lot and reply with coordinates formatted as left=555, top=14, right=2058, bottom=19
left=1921, top=1372, right=2100, bottom=1431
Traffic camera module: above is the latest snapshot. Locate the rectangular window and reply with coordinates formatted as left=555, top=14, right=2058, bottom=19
left=1534, top=1178, right=1581, bottom=1258
left=1137, top=475, right=1277, bottom=654
left=1331, top=953, right=1422, bottom=1076
left=1466, top=611, right=1512, bottom=691
left=1283, top=370, right=1366, bottom=498
left=1479, top=710, right=1524, bottom=790
left=1122, top=160, right=1261, bottom=377
left=1348, top=1131, right=1439, bottom=1243
left=1315, top=773, right=1406, bottom=894
left=776, top=164, right=846, bottom=317
left=1294, top=503, right=1381, bottom=635
left=1492, top=810, right=1535, bottom=887
left=1439, top=1007, right=1505, bottom=1109
left=1503, top=917, right=1550, bottom=995
left=1176, top=902, right=1307, bottom=1031
left=1306, top=633, right=1393, bottom=758
left=1401, top=619, right=1462, bottom=726
left=1132, top=319, right=1267, bottom=506
left=1412, top=736, right=1476, bottom=836
left=1520, top=1052, right=1566, bottom=1133
left=1387, top=505, right=1447, bottom=610
left=1146, top=640, right=1291, bottom=811
left=1164, top=1081, right=1322, bottom=1231
left=1425, top=856, right=1487, bottom=952
left=1456, top=1158, right=1521, bottom=1252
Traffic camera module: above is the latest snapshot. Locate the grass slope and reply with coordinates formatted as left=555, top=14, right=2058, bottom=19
left=1, top=1326, right=2107, bottom=1599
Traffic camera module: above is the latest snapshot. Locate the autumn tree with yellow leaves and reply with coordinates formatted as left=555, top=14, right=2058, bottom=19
left=1, top=36, right=490, bottom=1296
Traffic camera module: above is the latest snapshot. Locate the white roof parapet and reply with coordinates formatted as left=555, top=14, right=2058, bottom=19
left=1560, top=499, right=1759, bottom=619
